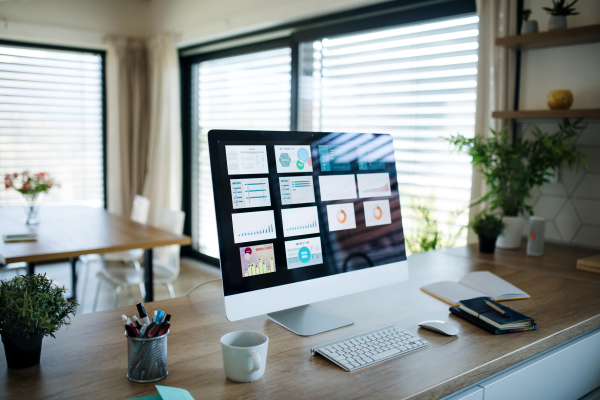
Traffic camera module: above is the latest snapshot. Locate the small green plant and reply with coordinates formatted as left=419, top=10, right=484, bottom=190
left=543, top=0, right=579, bottom=16
left=470, top=211, right=505, bottom=239
left=0, top=274, right=77, bottom=339
left=522, top=8, right=533, bottom=21
left=405, top=195, right=466, bottom=254
left=447, top=119, right=587, bottom=216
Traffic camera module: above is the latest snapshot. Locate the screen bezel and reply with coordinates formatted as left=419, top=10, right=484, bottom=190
left=208, top=129, right=408, bottom=321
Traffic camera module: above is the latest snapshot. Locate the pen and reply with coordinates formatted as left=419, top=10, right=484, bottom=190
left=153, top=310, right=158, bottom=323
left=136, top=303, right=150, bottom=325
left=485, top=300, right=510, bottom=317
left=121, top=314, right=137, bottom=333
left=132, top=315, right=143, bottom=331
left=155, top=310, right=165, bottom=324
left=125, top=324, right=139, bottom=337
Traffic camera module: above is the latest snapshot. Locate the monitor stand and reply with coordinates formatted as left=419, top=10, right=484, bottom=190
left=267, top=304, right=353, bottom=336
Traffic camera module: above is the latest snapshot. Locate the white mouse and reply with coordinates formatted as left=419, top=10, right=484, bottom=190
left=418, top=320, right=459, bottom=336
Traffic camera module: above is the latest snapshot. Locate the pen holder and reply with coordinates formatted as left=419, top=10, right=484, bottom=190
left=126, top=330, right=169, bottom=383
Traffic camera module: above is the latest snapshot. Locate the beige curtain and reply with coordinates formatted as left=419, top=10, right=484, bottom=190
left=142, top=32, right=182, bottom=227
left=105, top=37, right=151, bottom=217
left=468, top=0, right=517, bottom=242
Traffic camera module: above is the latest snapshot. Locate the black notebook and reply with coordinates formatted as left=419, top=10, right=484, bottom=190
left=450, top=297, right=536, bottom=334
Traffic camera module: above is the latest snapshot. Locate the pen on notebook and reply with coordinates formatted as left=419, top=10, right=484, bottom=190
left=485, top=300, right=510, bottom=317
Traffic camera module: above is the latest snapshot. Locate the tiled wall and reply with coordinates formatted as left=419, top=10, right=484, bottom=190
left=523, top=121, right=600, bottom=250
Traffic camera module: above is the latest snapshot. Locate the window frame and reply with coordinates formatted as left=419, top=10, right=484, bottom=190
left=180, top=0, right=477, bottom=265
left=0, top=39, right=107, bottom=209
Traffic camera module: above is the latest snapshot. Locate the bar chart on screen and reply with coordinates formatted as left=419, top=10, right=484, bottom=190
left=279, top=176, right=315, bottom=205
left=230, top=178, right=271, bottom=209
left=281, top=206, right=320, bottom=237
left=318, top=175, right=357, bottom=201
left=232, top=210, right=277, bottom=243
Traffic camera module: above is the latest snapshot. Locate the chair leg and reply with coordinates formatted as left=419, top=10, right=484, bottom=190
left=165, top=283, right=175, bottom=299
left=139, top=283, right=146, bottom=299
left=93, top=280, right=102, bottom=312
left=78, top=259, right=90, bottom=313
left=113, top=286, right=122, bottom=309
left=133, top=260, right=141, bottom=271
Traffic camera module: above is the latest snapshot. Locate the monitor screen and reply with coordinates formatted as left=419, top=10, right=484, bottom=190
left=208, top=130, right=407, bottom=299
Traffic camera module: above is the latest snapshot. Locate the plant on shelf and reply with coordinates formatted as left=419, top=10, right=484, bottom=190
left=0, top=273, right=77, bottom=369
left=521, top=8, right=539, bottom=34
left=447, top=118, right=587, bottom=249
left=469, top=211, right=505, bottom=254
left=543, top=0, right=579, bottom=30
left=4, top=171, right=58, bottom=224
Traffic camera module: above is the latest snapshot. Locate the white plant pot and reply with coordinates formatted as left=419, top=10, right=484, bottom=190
left=496, top=216, right=525, bottom=250
left=548, top=15, right=567, bottom=31
left=522, top=20, right=539, bottom=34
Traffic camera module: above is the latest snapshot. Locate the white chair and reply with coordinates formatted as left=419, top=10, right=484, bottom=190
left=79, top=195, right=150, bottom=310
left=92, top=208, right=185, bottom=311
left=0, top=262, right=27, bottom=278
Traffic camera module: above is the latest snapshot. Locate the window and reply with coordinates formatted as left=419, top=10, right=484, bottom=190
left=192, top=48, right=292, bottom=258
left=183, top=3, right=477, bottom=261
left=298, top=16, right=478, bottom=251
left=0, top=43, right=105, bottom=208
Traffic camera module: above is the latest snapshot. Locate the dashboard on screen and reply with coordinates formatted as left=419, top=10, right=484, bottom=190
left=208, top=130, right=407, bottom=298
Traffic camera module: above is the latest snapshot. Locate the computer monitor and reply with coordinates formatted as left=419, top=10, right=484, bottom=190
left=208, top=130, right=408, bottom=336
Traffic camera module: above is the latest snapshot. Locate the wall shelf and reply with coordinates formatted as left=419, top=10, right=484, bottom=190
left=495, top=24, right=600, bottom=50
left=492, top=109, right=600, bottom=119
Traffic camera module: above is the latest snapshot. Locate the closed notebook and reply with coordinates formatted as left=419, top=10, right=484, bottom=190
left=420, top=271, right=530, bottom=306
left=450, top=297, right=536, bottom=334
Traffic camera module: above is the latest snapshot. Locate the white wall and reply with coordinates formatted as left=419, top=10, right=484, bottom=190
left=147, top=0, right=390, bottom=47
left=521, top=0, right=600, bottom=249
left=0, top=0, right=152, bottom=48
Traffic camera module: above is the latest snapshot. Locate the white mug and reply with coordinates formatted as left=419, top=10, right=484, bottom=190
left=220, top=331, right=269, bottom=383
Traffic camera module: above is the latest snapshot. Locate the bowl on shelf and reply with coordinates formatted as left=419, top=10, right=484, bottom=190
left=547, top=90, right=573, bottom=110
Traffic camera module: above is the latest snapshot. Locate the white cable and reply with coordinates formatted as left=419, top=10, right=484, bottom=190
left=185, top=278, right=221, bottom=296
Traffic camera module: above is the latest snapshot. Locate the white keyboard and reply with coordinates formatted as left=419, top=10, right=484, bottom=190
left=311, top=325, right=428, bottom=371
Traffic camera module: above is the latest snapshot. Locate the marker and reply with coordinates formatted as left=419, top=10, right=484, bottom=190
left=155, top=310, right=165, bottom=325
left=125, top=324, right=138, bottom=337
left=121, top=314, right=137, bottom=333
left=136, top=303, right=150, bottom=325
left=132, top=315, right=143, bottom=331
left=153, top=310, right=158, bottom=323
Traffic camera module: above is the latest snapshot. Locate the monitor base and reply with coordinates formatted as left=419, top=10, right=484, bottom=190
left=267, top=304, right=354, bottom=336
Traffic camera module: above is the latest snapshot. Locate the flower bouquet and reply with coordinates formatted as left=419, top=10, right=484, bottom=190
left=4, top=172, right=58, bottom=224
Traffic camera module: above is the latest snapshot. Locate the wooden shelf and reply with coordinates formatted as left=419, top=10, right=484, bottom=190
left=492, top=109, right=600, bottom=119
left=495, top=24, right=600, bottom=50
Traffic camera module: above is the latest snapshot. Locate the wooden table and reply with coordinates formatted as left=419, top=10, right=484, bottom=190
left=1, top=244, right=599, bottom=399
left=0, top=206, right=191, bottom=302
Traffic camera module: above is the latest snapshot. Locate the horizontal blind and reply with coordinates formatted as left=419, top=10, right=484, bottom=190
left=0, top=44, right=104, bottom=208
left=194, top=48, right=291, bottom=258
left=298, top=15, right=478, bottom=250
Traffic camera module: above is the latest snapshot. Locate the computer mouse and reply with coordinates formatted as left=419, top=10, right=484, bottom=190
left=418, top=320, right=459, bottom=336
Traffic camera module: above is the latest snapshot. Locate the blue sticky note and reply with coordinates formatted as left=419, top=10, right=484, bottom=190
left=156, top=386, right=195, bottom=400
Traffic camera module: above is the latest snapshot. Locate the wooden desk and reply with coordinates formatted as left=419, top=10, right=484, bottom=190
left=2, top=245, right=599, bottom=399
left=0, top=206, right=191, bottom=301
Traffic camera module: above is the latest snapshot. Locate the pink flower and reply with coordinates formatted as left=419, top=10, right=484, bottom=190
left=4, top=183, right=9, bottom=189
left=13, top=173, right=18, bottom=177
left=22, top=183, right=30, bottom=190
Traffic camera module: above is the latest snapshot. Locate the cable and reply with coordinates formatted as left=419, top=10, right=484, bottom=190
left=185, top=278, right=221, bottom=296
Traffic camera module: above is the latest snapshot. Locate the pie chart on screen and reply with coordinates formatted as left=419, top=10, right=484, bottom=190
left=373, top=205, right=383, bottom=220
left=337, top=210, right=347, bottom=223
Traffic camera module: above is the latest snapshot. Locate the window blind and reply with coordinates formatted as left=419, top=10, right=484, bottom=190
left=298, top=15, right=478, bottom=249
left=0, top=44, right=104, bottom=208
left=193, top=48, right=292, bottom=258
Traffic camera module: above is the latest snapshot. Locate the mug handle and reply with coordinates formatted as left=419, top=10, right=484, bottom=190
left=248, top=351, right=261, bottom=373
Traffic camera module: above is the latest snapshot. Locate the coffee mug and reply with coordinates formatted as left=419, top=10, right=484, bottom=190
left=220, top=331, right=269, bottom=383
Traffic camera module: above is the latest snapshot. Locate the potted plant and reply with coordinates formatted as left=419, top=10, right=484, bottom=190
left=448, top=119, right=587, bottom=249
left=0, top=274, right=77, bottom=369
left=4, top=171, right=58, bottom=224
left=543, top=0, right=579, bottom=30
left=470, top=211, right=504, bottom=254
left=521, top=8, right=539, bottom=34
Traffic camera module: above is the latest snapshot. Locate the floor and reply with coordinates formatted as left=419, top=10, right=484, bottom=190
left=0, top=257, right=221, bottom=314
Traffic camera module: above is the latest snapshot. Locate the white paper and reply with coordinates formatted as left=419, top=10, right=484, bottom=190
left=421, top=281, right=487, bottom=305
left=458, top=271, right=529, bottom=300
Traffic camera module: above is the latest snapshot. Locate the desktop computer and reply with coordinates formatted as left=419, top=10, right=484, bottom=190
left=208, top=130, right=408, bottom=337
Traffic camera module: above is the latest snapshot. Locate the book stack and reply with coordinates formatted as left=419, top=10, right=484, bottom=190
left=577, top=255, right=600, bottom=275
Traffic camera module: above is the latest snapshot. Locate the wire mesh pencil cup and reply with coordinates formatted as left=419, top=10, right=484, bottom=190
left=126, top=330, right=169, bottom=383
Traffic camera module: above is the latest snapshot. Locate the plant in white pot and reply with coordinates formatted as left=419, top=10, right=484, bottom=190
left=521, top=8, right=539, bottom=34
left=447, top=119, right=587, bottom=249
left=0, top=274, right=77, bottom=369
left=543, top=0, right=579, bottom=30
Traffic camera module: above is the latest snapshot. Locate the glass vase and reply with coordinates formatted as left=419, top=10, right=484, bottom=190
left=20, top=193, right=44, bottom=224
